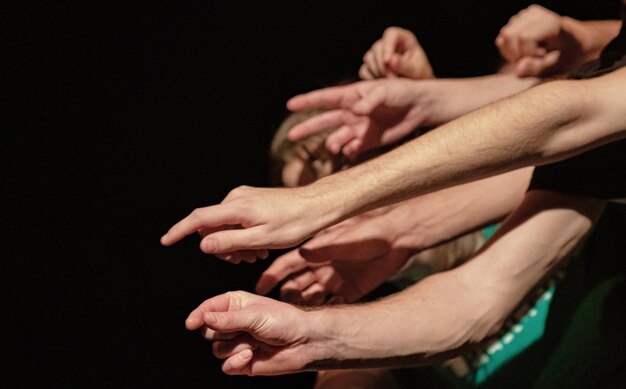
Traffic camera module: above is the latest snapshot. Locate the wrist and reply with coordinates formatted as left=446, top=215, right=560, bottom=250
left=412, top=79, right=445, bottom=126
left=302, top=308, right=346, bottom=369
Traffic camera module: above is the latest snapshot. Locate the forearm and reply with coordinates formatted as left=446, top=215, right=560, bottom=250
left=390, top=168, right=533, bottom=250
left=313, top=68, right=626, bottom=225
left=423, top=74, right=539, bottom=125
left=304, top=191, right=605, bottom=369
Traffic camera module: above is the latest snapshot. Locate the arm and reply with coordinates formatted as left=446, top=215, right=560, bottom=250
left=255, top=168, right=532, bottom=303
left=303, top=68, right=626, bottom=223
left=187, top=191, right=606, bottom=374
left=161, top=68, right=626, bottom=255
left=287, top=74, right=538, bottom=158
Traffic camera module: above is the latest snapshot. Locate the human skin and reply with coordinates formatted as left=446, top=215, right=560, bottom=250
left=359, top=26, right=434, bottom=80
left=255, top=168, right=533, bottom=303
left=160, top=68, right=626, bottom=257
left=185, top=191, right=606, bottom=375
left=287, top=75, right=538, bottom=158
left=496, top=4, right=620, bottom=77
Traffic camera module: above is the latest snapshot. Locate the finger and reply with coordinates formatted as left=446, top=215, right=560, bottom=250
left=518, top=37, right=541, bottom=59
left=496, top=30, right=517, bottom=62
left=213, top=336, right=258, bottom=359
left=371, top=42, right=386, bottom=78
left=240, top=250, right=258, bottom=263
left=287, top=110, right=344, bottom=141
left=342, top=138, right=363, bottom=159
left=203, top=311, right=261, bottom=334
left=287, top=85, right=349, bottom=112
left=215, top=250, right=257, bottom=263
left=352, top=87, right=386, bottom=115
left=381, top=30, right=397, bottom=63
left=161, top=206, right=241, bottom=246
left=221, top=349, right=253, bottom=376
left=255, top=249, right=308, bottom=295
left=300, top=283, right=326, bottom=304
left=364, top=49, right=383, bottom=78
left=199, top=226, right=264, bottom=253
left=185, top=293, right=233, bottom=330
left=282, top=271, right=318, bottom=294
left=388, top=53, right=408, bottom=77
left=359, top=64, right=374, bottom=80
left=256, top=249, right=269, bottom=260
left=380, top=120, right=417, bottom=145
left=222, top=253, right=243, bottom=265
left=201, top=326, right=240, bottom=341
left=516, top=50, right=560, bottom=77
left=325, top=125, right=356, bottom=154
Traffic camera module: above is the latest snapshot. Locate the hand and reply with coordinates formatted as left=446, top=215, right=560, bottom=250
left=359, top=27, right=434, bottom=80
left=495, top=5, right=581, bottom=77
left=256, top=241, right=410, bottom=306
left=256, top=207, right=415, bottom=304
left=287, top=79, right=433, bottom=158
left=186, top=291, right=325, bottom=375
left=160, top=185, right=332, bottom=262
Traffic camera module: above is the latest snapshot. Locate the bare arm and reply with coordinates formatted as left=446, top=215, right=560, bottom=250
left=312, top=68, right=626, bottom=223
left=287, top=74, right=538, bottom=158
left=161, top=68, right=625, bottom=256
left=186, top=191, right=606, bottom=374
left=304, top=191, right=606, bottom=369
left=255, top=168, right=532, bottom=303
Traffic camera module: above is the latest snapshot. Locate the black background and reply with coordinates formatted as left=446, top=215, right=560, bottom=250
left=3, top=1, right=620, bottom=387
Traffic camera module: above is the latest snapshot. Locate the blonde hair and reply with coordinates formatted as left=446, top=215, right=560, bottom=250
left=269, top=109, right=339, bottom=186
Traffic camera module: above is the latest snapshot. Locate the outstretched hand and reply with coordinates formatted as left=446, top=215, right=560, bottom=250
left=256, top=208, right=414, bottom=304
left=161, top=185, right=333, bottom=263
left=359, top=26, right=434, bottom=80
left=186, top=291, right=322, bottom=375
left=287, top=79, right=432, bottom=158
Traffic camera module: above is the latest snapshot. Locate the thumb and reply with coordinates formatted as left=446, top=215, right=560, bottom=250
left=352, top=86, right=386, bottom=115
left=200, top=227, right=263, bottom=254
left=516, top=50, right=560, bottom=77
left=203, top=310, right=261, bottom=333
left=389, top=51, right=430, bottom=79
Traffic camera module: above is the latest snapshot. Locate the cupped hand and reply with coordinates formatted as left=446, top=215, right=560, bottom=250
left=360, top=26, right=434, bottom=80
left=186, top=291, right=322, bottom=375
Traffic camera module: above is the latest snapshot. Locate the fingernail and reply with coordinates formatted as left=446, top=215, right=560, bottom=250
left=239, top=349, right=253, bottom=360
left=203, top=238, right=216, bottom=252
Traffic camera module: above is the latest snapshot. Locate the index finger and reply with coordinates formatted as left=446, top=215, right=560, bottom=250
left=381, top=31, right=398, bottom=63
left=286, top=85, right=350, bottom=112
left=255, top=249, right=309, bottom=295
left=160, top=205, right=242, bottom=246
left=287, top=109, right=344, bottom=141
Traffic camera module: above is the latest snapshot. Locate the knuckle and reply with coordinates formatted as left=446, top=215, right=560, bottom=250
left=190, top=208, right=204, bottom=220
